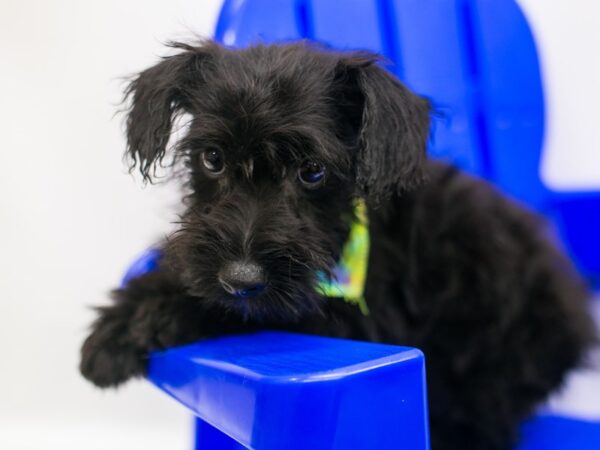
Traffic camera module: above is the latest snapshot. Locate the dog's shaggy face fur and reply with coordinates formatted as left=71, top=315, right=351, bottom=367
left=81, top=41, right=596, bottom=450
left=125, top=42, right=429, bottom=320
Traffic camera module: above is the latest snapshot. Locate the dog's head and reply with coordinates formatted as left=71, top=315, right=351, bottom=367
left=124, top=41, right=430, bottom=321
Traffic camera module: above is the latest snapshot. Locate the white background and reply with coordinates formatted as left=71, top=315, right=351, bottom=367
left=0, top=1, right=223, bottom=449
left=0, top=1, right=598, bottom=449
left=519, top=0, right=600, bottom=190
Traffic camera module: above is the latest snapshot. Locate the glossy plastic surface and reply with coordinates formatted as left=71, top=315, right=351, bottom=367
left=149, top=332, right=429, bottom=450
left=214, top=0, right=599, bottom=286
left=517, top=415, right=600, bottom=450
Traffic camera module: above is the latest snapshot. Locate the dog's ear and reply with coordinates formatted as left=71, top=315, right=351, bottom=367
left=334, top=54, right=431, bottom=202
left=124, top=42, right=215, bottom=181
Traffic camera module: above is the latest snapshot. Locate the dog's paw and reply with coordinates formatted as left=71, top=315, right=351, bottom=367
left=79, top=330, right=147, bottom=388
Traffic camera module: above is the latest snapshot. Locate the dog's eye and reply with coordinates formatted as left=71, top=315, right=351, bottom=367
left=202, top=148, right=225, bottom=175
left=298, top=161, right=326, bottom=187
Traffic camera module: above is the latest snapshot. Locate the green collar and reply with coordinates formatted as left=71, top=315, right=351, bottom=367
left=316, top=199, right=370, bottom=315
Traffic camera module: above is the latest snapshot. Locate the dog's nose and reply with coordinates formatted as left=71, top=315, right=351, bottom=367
left=218, top=261, right=266, bottom=298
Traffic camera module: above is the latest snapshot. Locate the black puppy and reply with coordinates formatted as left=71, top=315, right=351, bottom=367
left=81, top=41, right=596, bottom=450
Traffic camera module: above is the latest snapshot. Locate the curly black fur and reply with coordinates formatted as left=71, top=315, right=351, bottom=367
left=80, top=41, right=596, bottom=450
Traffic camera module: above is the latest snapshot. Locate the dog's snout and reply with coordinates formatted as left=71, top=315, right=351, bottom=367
left=218, top=261, right=266, bottom=298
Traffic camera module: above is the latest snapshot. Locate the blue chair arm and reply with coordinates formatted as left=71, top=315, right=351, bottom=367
left=148, top=332, right=430, bottom=450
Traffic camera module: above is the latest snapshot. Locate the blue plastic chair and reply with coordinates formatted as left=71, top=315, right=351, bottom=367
left=139, top=1, right=600, bottom=448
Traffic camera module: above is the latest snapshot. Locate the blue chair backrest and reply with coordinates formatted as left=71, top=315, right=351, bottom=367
left=214, top=0, right=600, bottom=288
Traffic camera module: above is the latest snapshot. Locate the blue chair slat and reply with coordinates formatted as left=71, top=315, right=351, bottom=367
left=148, top=332, right=429, bottom=450
left=390, top=0, right=485, bottom=175
left=469, top=0, right=546, bottom=206
left=215, top=0, right=303, bottom=46
left=307, top=0, right=385, bottom=54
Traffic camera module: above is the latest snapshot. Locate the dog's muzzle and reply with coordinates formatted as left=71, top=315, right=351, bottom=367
left=218, top=260, right=266, bottom=298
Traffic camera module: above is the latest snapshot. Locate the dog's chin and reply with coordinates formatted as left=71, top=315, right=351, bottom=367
left=186, top=280, right=325, bottom=323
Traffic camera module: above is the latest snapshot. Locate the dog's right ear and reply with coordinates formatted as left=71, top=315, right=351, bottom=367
left=333, top=53, right=431, bottom=203
left=124, top=42, right=215, bottom=181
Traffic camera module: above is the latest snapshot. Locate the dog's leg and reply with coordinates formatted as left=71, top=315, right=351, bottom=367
left=79, top=269, right=246, bottom=388
left=80, top=270, right=186, bottom=387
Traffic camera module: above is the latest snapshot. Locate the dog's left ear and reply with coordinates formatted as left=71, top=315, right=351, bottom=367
left=334, top=54, right=431, bottom=202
